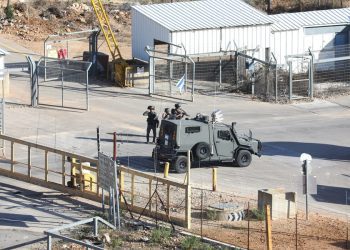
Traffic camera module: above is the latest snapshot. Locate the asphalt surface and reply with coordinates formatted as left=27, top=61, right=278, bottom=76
left=0, top=37, right=349, bottom=248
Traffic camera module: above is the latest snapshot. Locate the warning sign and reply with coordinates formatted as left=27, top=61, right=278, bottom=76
left=98, top=152, right=116, bottom=191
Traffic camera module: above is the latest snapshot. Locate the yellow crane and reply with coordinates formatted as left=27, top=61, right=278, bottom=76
left=90, top=0, right=130, bottom=87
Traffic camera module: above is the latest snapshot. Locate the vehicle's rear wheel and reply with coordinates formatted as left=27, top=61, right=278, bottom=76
left=236, top=150, right=252, bottom=167
left=195, top=142, right=210, bottom=160
left=173, top=155, right=188, bottom=174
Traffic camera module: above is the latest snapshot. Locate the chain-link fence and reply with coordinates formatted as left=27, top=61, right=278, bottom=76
left=313, top=44, right=350, bottom=97
left=191, top=53, right=236, bottom=95
left=37, top=57, right=92, bottom=110
left=146, top=46, right=194, bottom=102
left=236, top=51, right=278, bottom=101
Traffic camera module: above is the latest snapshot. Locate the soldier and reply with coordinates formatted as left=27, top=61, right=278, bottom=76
left=168, top=108, right=177, bottom=120
left=162, top=108, right=171, bottom=120
left=175, top=103, right=189, bottom=119
left=143, top=105, right=159, bottom=144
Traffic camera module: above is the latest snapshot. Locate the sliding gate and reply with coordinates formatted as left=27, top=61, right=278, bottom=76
left=37, top=57, right=92, bottom=110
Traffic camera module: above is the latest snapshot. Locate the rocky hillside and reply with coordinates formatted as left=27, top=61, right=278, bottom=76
left=0, top=0, right=348, bottom=56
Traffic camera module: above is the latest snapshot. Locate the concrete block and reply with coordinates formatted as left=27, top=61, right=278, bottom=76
left=258, top=188, right=297, bottom=220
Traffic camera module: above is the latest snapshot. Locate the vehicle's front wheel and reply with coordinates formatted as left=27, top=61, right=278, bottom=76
left=236, top=150, right=252, bottom=167
left=173, top=155, right=188, bottom=174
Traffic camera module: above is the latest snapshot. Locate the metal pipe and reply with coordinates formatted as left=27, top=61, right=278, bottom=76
left=115, top=161, right=121, bottom=230
left=288, top=61, right=292, bottom=101
left=86, top=68, right=89, bottom=111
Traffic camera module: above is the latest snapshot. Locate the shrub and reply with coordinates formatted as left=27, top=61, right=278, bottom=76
left=250, top=208, right=265, bottom=221
left=111, top=236, right=123, bottom=248
left=4, top=5, right=14, bottom=19
left=181, top=236, right=214, bottom=250
left=150, top=227, right=172, bottom=244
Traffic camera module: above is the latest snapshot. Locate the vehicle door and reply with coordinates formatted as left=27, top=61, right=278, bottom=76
left=213, top=125, right=234, bottom=160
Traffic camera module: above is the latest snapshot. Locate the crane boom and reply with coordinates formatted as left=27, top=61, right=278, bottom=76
left=90, top=0, right=123, bottom=61
left=91, top=0, right=130, bottom=86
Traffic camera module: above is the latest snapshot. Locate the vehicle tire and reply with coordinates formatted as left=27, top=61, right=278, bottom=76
left=236, top=150, right=252, bottom=167
left=173, top=155, right=188, bottom=174
left=195, top=142, right=210, bottom=160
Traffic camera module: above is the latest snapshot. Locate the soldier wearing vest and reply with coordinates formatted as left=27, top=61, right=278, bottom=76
left=143, top=105, right=159, bottom=144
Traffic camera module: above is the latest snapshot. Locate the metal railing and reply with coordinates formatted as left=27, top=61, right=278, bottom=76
left=45, top=216, right=115, bottom=250
left=0, top=134, right=191, bottom=229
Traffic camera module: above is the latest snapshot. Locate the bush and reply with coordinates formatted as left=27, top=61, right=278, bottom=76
left=250, top=208, right=265, bottom=221
left=150, top=227, right=172, bottom=244
left=110, top=236, right=123, bottom=248
left=181, top=236, right=214, bottom=250
left=4, top=5, right=14, bottom=19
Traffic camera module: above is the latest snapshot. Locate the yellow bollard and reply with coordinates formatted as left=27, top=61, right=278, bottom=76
left=164, top=162, right=170, bottom=178
left=212, top=167, right=217, bottom=191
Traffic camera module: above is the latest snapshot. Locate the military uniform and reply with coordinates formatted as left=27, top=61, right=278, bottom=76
left=143, top=106, right=159, bottom=143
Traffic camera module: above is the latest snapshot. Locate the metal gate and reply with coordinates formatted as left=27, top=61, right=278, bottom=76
left=146, top=46, right=195, bottom=102
left=37, top=57, right=92, bottom=110
left=287, top=52, right=313, bottom=100
left=236, top=50, right=278, bottom=101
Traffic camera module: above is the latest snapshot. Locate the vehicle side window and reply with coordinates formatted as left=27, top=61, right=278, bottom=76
left=217, top=130, right=231, bottom=141
left=185, top=126, right=200, bottom=134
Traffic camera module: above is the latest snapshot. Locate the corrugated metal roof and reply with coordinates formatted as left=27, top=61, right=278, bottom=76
left=132, top=0, right=272, bottom=32
left=270, top=8, right=350, bottom=32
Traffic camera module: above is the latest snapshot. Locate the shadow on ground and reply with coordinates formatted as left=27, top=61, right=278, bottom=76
left=311, top=185, right=350, bottom=205
left=262, top=141, right=350, bottom=161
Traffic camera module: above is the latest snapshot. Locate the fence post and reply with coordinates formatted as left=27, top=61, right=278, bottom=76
left=119, top=170, right=124, bottom=201
left=47, top=235, right=52, bottom=250
left=265, top=204, right=272, bottom=250
left=45, top=150, right=48, bottom=182
left=79, top=162, right=83, bottom=191
left=212, top=167, right=217, bottom=191
left=61, top=154, right=66, bottom=186
left=28, top=146, right=31, bottom=178
left=94, top=217, right=98, bottom=237
left=185, top=183, right=191, bottom=229
left=309, top=52, right=314, bottom=99
left=148, top=178, right=152, bottom=211
left=10, top=141, right=14, bottom=172
left=166, top=184, right=170, bottom=219
left=248, top=202, right=250, bottom=250
left=296, top=212, right=298, bottom=250
left=288, top=60, right=292, bottom=101
left=131, top=174, right=135, bottom=207
left=185, top=150, right=191, bottom=229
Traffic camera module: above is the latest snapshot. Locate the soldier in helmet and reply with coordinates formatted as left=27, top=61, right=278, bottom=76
left=162, top=108, right=171, bottom=120
left=168, top=108, right=177, bottom=120
left=143, top=105, right=159, bottom=143
left=174, top=103, right=189, bottom=119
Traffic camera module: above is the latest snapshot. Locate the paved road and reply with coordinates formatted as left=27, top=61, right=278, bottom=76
left=5, top=79, right=350, bottom=217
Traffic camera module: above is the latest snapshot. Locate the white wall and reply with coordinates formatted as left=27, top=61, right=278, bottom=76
left=132, top=9, right=171, bottom=61
left=170, top=24, right=271, bottom=61
left=271, top=28, right=337, bottom=67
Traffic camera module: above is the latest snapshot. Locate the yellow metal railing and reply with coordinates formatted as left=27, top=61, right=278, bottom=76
left=0, top=134, right=191, bottom=228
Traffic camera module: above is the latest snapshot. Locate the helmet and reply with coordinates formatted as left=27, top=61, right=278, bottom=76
left=175, top=103, right=181, bottom=108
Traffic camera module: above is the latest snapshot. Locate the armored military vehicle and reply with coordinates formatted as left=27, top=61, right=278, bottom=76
left=154, top=113, right=262, bottom=173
